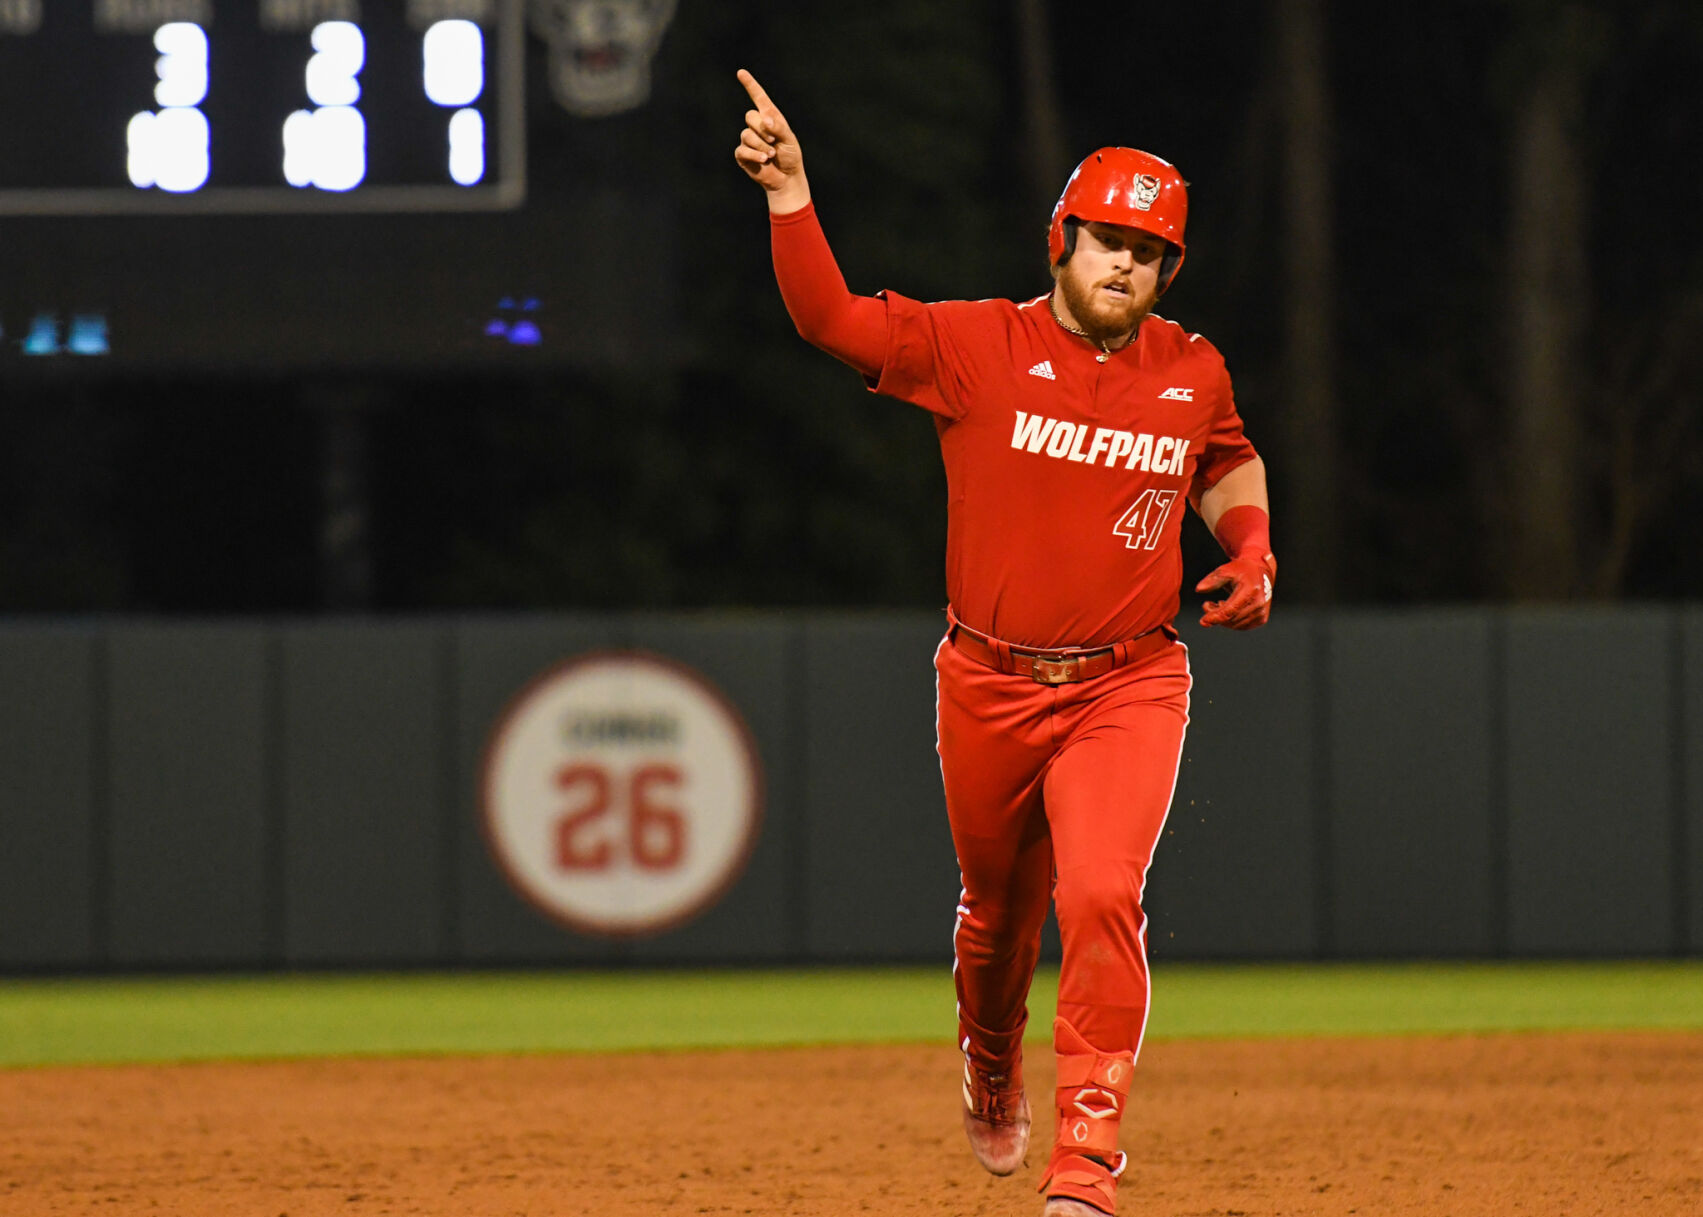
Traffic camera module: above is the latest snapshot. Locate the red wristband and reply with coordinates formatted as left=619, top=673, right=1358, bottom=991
left=1213, top=505, right=1272, bottom=563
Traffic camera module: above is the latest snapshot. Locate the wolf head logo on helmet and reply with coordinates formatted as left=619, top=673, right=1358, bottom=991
left=1048, top=148, right=1189, bottom=294
left=1131, top=174, right=1161, bottom=211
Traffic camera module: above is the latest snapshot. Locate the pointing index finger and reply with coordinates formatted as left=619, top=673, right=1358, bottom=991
left=736, top=68, right=776, bottom=114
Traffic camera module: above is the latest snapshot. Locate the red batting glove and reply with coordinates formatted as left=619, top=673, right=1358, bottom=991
left=1197, top=504, right=1276, bottom=629
left=1195, top=554, right=1276, bottom=629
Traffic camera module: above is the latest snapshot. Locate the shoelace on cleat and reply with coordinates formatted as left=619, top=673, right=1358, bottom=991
left=962, top=1063, right=1024, bottom=1123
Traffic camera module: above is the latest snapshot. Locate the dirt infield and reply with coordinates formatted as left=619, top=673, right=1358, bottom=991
left=3, top=1031, right=1699, bottom=1215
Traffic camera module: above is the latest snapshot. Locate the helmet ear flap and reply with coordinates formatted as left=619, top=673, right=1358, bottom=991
left=1057, top=217, right=1080, bottom=267
left=1158, top=245, right=1182, bottom=294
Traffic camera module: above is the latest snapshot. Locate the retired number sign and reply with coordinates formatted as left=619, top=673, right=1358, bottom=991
left=481, top=652, right=763, bottom=938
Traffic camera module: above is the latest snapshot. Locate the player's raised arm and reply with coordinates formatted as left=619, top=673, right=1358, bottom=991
left=733, top=69, right=811, bottom=214
left=735, top=68, right=885, bottom=379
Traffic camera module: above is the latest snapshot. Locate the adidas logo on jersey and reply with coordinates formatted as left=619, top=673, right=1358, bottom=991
left=1027, top=360, right=1056, bottom=380
left=1157, top=386, right=1194, bottom=401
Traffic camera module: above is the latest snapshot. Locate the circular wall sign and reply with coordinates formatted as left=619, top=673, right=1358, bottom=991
left=480, top=651, right=764, bottom=938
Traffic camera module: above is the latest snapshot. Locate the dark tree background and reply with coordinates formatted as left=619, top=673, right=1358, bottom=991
left=1, top=0, right=1699, bottom=614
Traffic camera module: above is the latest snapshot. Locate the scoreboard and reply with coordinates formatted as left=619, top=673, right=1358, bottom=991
left=0, top=0, right=525, bottom=213
left=0, top=0, right=682, bottom=372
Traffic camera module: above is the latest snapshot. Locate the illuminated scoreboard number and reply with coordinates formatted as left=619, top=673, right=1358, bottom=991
left=0, top=0, right=524, bottom=213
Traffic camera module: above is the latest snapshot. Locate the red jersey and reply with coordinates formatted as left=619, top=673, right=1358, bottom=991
left=872, top=291, right=1257, bottom=649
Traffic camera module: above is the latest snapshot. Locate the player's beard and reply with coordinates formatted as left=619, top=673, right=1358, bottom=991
left=1057, top=261, right=1156, bottom=346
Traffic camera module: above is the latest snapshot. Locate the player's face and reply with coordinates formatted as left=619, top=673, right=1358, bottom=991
left=1056, top=221, right=1165, bottom=342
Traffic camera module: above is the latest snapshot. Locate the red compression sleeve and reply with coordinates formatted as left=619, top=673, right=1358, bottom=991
left=1212, top=504, right=1273, bottom=562
left=770, top=202, right=888, bottom=379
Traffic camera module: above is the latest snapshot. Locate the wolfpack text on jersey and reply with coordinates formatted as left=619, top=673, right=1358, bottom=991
left=1010, top=411, right=1190, bottom=474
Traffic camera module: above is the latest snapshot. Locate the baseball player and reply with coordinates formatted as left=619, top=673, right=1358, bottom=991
left=734, top=69, right=1274, bottom=1217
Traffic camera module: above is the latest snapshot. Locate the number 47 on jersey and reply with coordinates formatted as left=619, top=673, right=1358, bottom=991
left=1113, top=489, right=1178, bottom=550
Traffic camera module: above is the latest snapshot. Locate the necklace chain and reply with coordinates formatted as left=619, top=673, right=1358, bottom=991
left=1047, top=294, right=1098, bottom=345
left=1048, top=294, right=1129, bottom=360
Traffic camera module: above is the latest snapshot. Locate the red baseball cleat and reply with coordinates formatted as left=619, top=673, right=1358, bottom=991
left=961, top=1057, right=1031, bottom=1175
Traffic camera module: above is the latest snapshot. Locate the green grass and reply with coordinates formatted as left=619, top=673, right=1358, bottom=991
left=1, top=961, right=1699, bottom=1068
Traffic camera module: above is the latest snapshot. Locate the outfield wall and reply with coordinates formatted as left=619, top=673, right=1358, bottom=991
left=2, top=608, right=1699, bottom=970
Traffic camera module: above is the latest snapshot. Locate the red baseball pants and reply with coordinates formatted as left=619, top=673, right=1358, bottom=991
left=935, top=632, right=1190, bottom=1073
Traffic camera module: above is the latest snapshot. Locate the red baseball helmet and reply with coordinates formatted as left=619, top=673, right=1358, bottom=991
left=1048, top=147, right=1188, bottom=293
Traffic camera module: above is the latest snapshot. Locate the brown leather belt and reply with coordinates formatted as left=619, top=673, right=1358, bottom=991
left=947, top=610, right=1175, bottom=685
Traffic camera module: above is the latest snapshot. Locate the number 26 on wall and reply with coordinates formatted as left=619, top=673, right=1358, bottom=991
left=554, top=763, right=687, bottom=872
